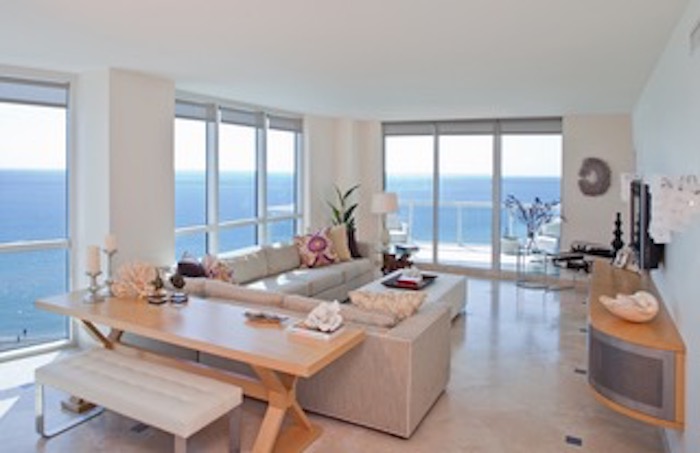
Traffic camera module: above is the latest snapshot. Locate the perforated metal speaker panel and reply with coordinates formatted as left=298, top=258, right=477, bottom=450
left=588, top=326, right=675, bottom=421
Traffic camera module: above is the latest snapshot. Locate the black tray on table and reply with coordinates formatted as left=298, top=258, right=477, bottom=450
left=381, top=274, right=436, bottom=290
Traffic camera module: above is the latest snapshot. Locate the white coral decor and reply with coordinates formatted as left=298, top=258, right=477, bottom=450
left=111, top=262, right=157, bottom=299
left=598, top=290, right=659, bottom=323
left=304, top=300, right=343, bottom=332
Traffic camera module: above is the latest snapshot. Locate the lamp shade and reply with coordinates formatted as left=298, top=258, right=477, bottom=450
left=371, top=192, right=399, bottom=214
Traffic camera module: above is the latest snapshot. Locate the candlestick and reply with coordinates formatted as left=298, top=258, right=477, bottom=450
left=83, top=270, right=104, bottom=303
left=104, top=234, right=117, bottom=253
left=101, top=248, right=117, bottom=297
left=86, top=245, right=100, bottom=274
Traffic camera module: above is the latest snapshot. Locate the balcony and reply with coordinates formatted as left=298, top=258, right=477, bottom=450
left=389, top=199, right=560, bottom=270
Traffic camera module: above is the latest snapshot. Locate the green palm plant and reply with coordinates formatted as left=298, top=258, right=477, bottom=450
left=328, top=184, right=360, bottom=230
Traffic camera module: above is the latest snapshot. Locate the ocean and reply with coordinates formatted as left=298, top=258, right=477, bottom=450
left=1, top=169, right=559, bottom=351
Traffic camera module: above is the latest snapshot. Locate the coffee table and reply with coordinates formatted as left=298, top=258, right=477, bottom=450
left=36, top=293, right=365, bottom=453
left=356, top=270, right=467, bottom=320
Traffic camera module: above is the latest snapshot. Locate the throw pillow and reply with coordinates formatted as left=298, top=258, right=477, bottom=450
left=328, top=224, right=352, bottom=262
left=177, top=252, right=206, bottom=278
left=349, top=290, right=427, bottom=320
left=347, top=226, right=362, bottom=258
left=294, top=228, right=339, bottom=268
left=202, top=254, right=234, bottom=283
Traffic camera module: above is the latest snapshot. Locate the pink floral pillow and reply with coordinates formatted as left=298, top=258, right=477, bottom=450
left=295, top=229, right=339, bottom=268
left=202, top=254, right=234, bottom=283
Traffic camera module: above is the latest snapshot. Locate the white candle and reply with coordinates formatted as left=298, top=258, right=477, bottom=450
left=86, top=245, right=101, bottom=274
left=104, top=234, right=118, bottom=253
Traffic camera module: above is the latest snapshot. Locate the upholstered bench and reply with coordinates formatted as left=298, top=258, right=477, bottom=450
left=35, top=348, right=243, bottom=452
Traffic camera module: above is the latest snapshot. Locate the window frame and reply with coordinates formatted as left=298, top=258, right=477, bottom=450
left=0, top=73, right=75, bottom=360
left=382, top=118, right=562, bottom=271
left=174, top=99, right=303, bottom=256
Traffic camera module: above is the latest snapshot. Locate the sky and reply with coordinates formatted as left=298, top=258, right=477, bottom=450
left=386, top=134, right=562, bottom=177
left=0, top=103, right=66, bottom=169
left=175, top=118, right=296, bottom=173
left=1, top=102, right=562, bottom=178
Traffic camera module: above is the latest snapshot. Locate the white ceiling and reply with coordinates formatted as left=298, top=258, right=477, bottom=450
left=0, top=0, right=689, bottom=120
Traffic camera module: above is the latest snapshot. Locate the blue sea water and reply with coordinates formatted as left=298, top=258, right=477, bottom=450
left=0, top=169, right=559, bottom=348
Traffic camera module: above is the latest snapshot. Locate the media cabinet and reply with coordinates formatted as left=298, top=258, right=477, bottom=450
left=588, top=260, right=685, bottom=429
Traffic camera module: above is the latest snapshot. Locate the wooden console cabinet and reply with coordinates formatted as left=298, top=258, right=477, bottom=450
left=588, top=260, right=685, bottom=429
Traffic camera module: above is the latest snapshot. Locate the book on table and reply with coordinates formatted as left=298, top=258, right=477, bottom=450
left=288, top=322, right=345, bottom=341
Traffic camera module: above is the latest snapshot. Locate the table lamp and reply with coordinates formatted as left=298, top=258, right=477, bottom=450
left=371, top=192, right=399, bottom=250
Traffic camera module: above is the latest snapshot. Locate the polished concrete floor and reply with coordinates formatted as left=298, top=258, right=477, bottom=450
left=0, top=278, right=664, bottom=452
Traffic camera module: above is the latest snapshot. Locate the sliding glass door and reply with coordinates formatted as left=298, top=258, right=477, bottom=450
left=384, top=134, right=434, bottom=262
left=438, top=135, right=494, bottom=268
left=500, top=134, right=563, bottom=270
left=383, top=119, right=562, bottom=271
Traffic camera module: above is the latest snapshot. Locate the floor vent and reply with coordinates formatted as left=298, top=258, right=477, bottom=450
left=574, top=368, right=587, bottom=375
left=565, top=435, right=583, bottom=447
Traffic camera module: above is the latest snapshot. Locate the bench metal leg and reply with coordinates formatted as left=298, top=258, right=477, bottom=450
left=229, top=406, right=241, bottom=453
left=35, top=383, right=104, bottom=438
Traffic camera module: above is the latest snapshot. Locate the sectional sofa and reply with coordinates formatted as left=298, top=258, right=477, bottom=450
left=122, top=243, right=457, bottom=437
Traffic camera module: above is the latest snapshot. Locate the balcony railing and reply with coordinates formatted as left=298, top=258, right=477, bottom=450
left=394, top=199, right=558, bottom=246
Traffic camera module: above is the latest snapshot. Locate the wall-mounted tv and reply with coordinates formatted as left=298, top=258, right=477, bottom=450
left=630, top=180, right=663, bottom=269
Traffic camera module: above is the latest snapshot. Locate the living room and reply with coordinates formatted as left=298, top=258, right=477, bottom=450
left=1, top=1, right=699, bottom=452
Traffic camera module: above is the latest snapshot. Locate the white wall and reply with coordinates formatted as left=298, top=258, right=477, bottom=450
left=633, top=0, right=700, bottom=451
left=303, top=116, right=383, bottom=244
left=74, top=68, right=175, bottom=276
left=303, top=115, right=337, bottom=231
left=561, top=115, right=635, bottom=250
left=74, top=69, right=111, bottom=287
left=108, top=69, right=175, bottom=268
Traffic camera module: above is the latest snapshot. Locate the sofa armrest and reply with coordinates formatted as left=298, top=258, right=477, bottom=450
left=296, top=304, right=451, bottom=437
left=389, top=306, right=452, bottom=433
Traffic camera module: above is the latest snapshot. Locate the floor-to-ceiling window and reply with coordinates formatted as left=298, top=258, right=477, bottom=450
left=500, top=131, right=563, bottom=270
left=385, top=129, right=435, bottom=261
left=266, top=116, right=301, bottom=244
left=383, top=118, right=562, bottom=271
left=438, top=133, right=494, bottom=268
left=0, top=77, right=70, bottom=353
left=174, top=101, right=303, bottom=257
left=174, top=102, right=209, bottom=258
left=219, top=108, right=259, bottom=251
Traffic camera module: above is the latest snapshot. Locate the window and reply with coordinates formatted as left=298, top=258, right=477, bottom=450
left=383, top=119, right=562, bottom=271
left=174, top=101, right=303, bottom=258
left=174, top=116, right=207, bottom=258
left=0, top=77, right=70, bottom=353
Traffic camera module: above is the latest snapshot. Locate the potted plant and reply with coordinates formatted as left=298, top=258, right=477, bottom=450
left=328, top=184, right=361, bottom=257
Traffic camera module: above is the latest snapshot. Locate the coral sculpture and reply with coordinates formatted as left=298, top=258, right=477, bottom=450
left=599, top=290, right=659, bottom=323
left=111, top=262, right=158, bottom=299
left=304, top=301, right=343, bottom=333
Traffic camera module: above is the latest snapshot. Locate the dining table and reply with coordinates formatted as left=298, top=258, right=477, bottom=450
left=36, top=292, right=365, bottom=453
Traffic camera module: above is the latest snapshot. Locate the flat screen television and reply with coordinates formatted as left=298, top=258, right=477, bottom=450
left=630, top=180, right=663, bottom=269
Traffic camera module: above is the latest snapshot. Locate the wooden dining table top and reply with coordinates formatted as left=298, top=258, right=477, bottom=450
left=36, top=292, right=365, bottom=378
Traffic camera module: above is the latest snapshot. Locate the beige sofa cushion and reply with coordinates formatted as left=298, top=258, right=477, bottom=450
left=285, top=267, right=344, bottom=295
left=204, top=279, right=283, bottom=307
left=349, top=290, right=427, bottom=320
left=220, top=248, right=268, bottom=284
left=264, top=244, right=301, bottom=275
left=328, top=224, right=352, bottom=262
left=331, top=258, right=373, bottom=281
left=246, top=275, right=310, bottom=296
left=282, top=295, right=398, bottom=328
left=181, top=277, right=206, bottom=297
